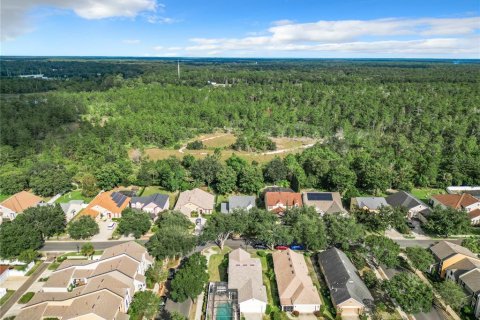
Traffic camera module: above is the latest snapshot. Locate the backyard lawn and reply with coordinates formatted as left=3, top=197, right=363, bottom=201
left=254, top=251, right=280, bottom=307
left=411, top=187, right=445, bottom=203
left=139, top=186, right=178, bottom=210
left=208, top=247, right=232, bottom=282
left=0, top=194, right=10, bottom=202
left=0, top=290, right=15, bottom=306
left=55, top=190, right=93, bottom=204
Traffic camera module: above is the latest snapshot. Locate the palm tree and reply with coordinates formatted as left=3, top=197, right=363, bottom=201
left=81, top=243, right=95, bottom=259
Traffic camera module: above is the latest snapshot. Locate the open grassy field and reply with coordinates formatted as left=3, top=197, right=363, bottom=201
left=411, top=187, right=445, bottom=203
left=130, top=132, right=318, bottom=164
left=56, top=190, right=93, bottom=203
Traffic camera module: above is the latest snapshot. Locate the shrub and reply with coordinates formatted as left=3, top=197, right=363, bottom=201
left=186, top=140, right=205, bottom=150
left=313, top=310, right=321, bottom=317
left=257, top=250, right=266, bottom=257
left=292, top=310, right=299, bottom=317
left=19, top=292, right=35, bottom=303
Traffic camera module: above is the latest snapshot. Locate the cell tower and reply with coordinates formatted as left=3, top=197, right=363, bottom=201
left=177, top=60, right=180, bottom=79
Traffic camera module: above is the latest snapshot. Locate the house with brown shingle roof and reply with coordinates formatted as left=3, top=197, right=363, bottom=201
left=0, top=191, right=44, bottom=223
left=272, top=249, right=321, bottom=313
left=16, top=241, right=153, bottom=320
left=431, top=193, right=480, bottom=225
left=265, top=191, right=302, bottom=215
left=429, top=241, right=480, bottom=278
left=174, top=188, right=215, bottom=218
left=80, top=191, right=130, bottom=220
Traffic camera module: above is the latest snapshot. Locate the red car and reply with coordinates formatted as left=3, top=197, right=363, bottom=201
left=275, top=245, right=289, bottom=250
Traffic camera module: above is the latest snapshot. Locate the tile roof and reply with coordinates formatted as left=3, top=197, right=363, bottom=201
left=469, top=209, right=480, bottom=220
left=80, top=191, right=130, bottom=218
left=272, top=249, right=321, bottom=307
left=302, top=192, right=346, bottom=214
left=430, top=241, right=478, bottom=261
left=265, top=192, right=302, bottom=207
left=0, top=191, right=43, bottom=213
left=228, top=249, right=267, bottom=304
left=432, top=193, right=480, bottom=209
left=318, top=248, right=373, bottom=307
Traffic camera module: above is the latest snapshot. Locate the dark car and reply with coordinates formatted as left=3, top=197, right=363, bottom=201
left=253, top=243, right=268, bottom=250
left=167, top=268, right=176, bottom=280
left=407, top=221, right=415, bottom=229
left=275, top=245, right=289, bottom=250
left=289, top=244, right=305, bottom=250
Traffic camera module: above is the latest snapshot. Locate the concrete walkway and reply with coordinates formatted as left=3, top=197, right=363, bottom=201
left=0, top=262, right=49, bottom=318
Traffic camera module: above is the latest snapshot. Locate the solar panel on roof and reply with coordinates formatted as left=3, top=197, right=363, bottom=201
left=307, top=193, right=333, bottom=201
left=111, top=192, right=127, bottom=207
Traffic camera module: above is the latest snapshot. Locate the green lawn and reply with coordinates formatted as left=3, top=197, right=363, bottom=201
left=18, top=292, right=35, bottom=304
left=48, top=262, right=61, bottom=270
left=0, top=290, right=15, bottom=306
left=255, top=252, right=280, bottom=307
left=0, top=194, right=10, bottom=202
left=208, top=247, right=231, bottom=282
left=304, top=255, right=336, bottom=320
left=25, top=261, right=42, bottom=276
left=411, top=187, right=445, bottom=203
left=55, top=190, right=93, bottom=204
left=140, top=186, right=178, bottom=210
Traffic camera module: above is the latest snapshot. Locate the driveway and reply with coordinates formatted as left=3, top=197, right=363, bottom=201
left=91, top=220, right=116, bottom=241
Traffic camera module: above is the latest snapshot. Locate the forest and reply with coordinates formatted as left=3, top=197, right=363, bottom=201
left=0, top=57, right=479, bottom=198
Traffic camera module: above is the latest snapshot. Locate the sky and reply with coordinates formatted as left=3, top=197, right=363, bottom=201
left=1, top=0, right=479, bottom=58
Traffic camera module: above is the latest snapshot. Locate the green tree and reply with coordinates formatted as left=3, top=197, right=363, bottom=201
left=362, top=269, right=378, bottom=289
left=117, top=208, right=151, bottom=239
left=170, top=253, right=208, bottom=302
left=434, top=280, right=468, bottom=311
left=155, top=211, right=194, bottom=230
left=0, top=217, right=43, bottom=258
left=169, top=311, right=187, bottom=320
left=186, top=140, right=204, bottom=150
left=80, top=173, right=98, bottom=197
left=30, top=164, right=72, bottom=197
left=461, top=236, right=480, bottom=253
left=214, top=166, right=237, bottom=194
left=263, top=157, right=288, bottom=183
left=424, top=207, right=470, bottom=237
left=67, top=216, right=99, bottom=239
left=354, top=208, right=390, bottom=232
left=191, top=155, right=222, bottom=187
left=406, top=247, right=435, bottom=271
left=23, top=204, right=66, bottom=239
left=128, top=291, right=160, bottom=320
left=365, top=235, right=400, bottom=268
left=95, top=163, right=124, bottom=190
left=18, top=249, right=38, bottom=264
left=81, top=243, right=95, bottom=259
left=0, top=169, right=28, bottom=194
left=284, top=207, right=327, bottom=250
left=156, top=157, right=187, bottom=191
left=238, top=165, right=264, bottom=194
left=383, top=273, right=433, bottom=313
left=323, top=214, right=364, bottom=249
left=201, top=211, right=246, bottom=249
left=327, top=164, right=357, bottom=195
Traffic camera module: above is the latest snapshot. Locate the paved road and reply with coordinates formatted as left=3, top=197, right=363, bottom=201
left=41, top=240, right=137, bottom=252
left=0, top=263, right=48, bottom=318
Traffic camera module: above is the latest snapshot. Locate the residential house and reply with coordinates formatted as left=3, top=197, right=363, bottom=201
left=302, top=192, right=346, bottom=216
left=431, top=193, right=480, bottom=225
left=228, top=249, right=267, bottom=315
left=350, top=197, right=389, bottom=213
left=265, top=191, right=302, bottom=214
left=0, top=265, right=9, bottom=285
left=174, top=188, right=215, bottom=217
left=385, top=191, right=432, bottom=220
left=318, top=248, right=374, bottom=318
left=429, top=241, right=480, bottom=278
left=221, top=195, right=256, bottom=214
left=16, top=241, right=153, bottom=320
left=458, top=269, right=480, bottom=319
left=80, top=191, right=130, bottom=220
left=60, top=200, right=86, bottom=222
left=0, top=191, right=44, bottom=223
left=445, top=258, right=480, bottom=282
left=130, top=193, right=169, bottom=218
left=272, top=249, right=321, bottom=313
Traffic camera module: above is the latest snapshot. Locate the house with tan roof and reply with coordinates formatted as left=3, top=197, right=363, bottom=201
left=0, top=191, right=44, bottom=223
left=228, top=248, right=267, bottom=315
left=80, top=191, right=130, bottom=220
left=174, top=188, right=215, bottom=218
left=302, top=192, right=346, bottom=216
left=272, top=249, right=321, bottom=313
left=16, top=241, right=153, bottom=320
left=458, top=268, right=480, bottom=319
left=429, top=241, right=480, bottom=278
left=265, top=191, right=302, bottom=215
left=431, top=193, right=480, bottom=225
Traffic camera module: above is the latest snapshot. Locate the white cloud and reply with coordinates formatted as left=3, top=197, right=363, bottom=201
left=153, top=45, right=163, bottom=50
left=123, top=39, right=141, bottom=44
left=1, top=0, right=158, bottom=40
left=271, top=19, right=295, bottom=26
left=184, top=17, right=480, bottom=57
left=146, top=16, right=179, bottom=24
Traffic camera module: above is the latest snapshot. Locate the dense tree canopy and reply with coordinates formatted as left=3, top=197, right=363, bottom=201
left=383, top=273, right=433, bottom=314
left=68, top=216, right=99, bottom=240
left=170, top=253, right=208, bottom=302
left=424, top=207, right=470, bottom=237
left=117, top=208, right=151, bottom=239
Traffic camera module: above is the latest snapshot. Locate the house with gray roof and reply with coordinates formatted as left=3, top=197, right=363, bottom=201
left=302, top=192, right=346, bottom=216
left=350, top=197, right=390, bottom=212
left=318, top=248, right=374, bottom=318
left=385, top=190, right=432, bottom=220
left=459, top=268, right=480, bottom=319
left=221, top=195, right=256, bottom=214
left=60, top=200, right=86, bottom=222
left=130, top=193, right=169, bottom=219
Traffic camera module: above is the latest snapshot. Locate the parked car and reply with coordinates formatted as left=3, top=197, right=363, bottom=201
left=195, top=218, right=202, bottom=225
left=253, top=243, right=268, bottom=250
left=275, top=245, right=289, bottom=250
left=289, top=244, right=305, bottom=250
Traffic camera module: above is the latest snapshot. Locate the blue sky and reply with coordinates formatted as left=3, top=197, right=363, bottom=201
left=1, top=0, right=479, bottom=58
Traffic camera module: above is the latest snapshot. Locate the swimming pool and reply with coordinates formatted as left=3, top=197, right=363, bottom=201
left=216, top=302, right=233, bottom=319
